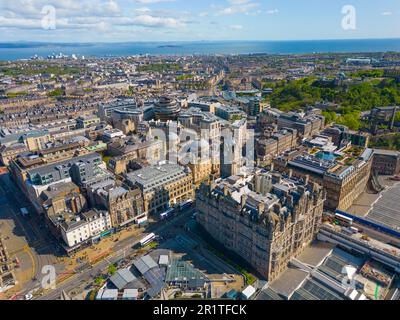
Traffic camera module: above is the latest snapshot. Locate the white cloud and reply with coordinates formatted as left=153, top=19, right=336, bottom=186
left=0, top=16, right=41, bottom=29
left=267, top=9, right=279, bottom=15
left=133, top=7, right=152, bottom=14
left=131, top=15, right=185, bottom=28
left=132, top=0, right=175, bottom=4
left=229, top=24, right=243, bottom=30
left=381, top=11, right=392, bottom=16
left=217, top=0, right=260, bottom=16
left=0, top=0, right=188, bottom=31
left=0, top=0, right=121, bottom=18
left=228, top=0, right=251, bottom=4
left=198, top=11, right=209, bottom=17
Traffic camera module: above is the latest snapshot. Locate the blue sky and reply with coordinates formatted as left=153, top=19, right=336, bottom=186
left=0, top=0, right=399, bottom=42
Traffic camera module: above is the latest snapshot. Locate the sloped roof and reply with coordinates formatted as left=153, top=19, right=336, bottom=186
left=109, top=268, right=137, bottom=290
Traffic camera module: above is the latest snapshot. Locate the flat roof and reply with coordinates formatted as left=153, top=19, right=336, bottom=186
left=101, top=289, right=118, bottom=300
left=373, top=149, right=400, bottom=157
left=297, top=241, right=335, bottom=267
left=122, top=289, right=138, bottom=299
left=27, top=153, right=100, bottom=177
left=270, top=267, right=308, bottom=298
left=126, top=163, right=189, bottom=191
left=242, top=285, right=256, bottom=299
left=159, top=255, right=169, bottom=265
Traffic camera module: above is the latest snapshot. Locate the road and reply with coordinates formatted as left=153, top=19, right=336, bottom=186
left=0, top=170, right=204, bottom=301
left=36, top=208, right=195, bottom=300
left=0, top=172, right=61, bottom=297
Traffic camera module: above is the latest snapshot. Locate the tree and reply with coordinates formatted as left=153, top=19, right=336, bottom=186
left=108, top=264, right=117, bottom=276
left=335, top=112, right=362, bottom=131
left=94, top=276, right=104, bottom=286
left=322, top=111, right=337, bottom=125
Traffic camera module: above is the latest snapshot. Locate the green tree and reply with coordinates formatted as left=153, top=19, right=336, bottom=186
left=94, top=276, right=104, bottom=286
left=108, top=264, right=117, bottom=276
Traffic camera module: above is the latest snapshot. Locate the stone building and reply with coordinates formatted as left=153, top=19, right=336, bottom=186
left=196, top=169, right=325, bottom=281
left=22, top=131, right=53, bottom=151
left=372, top=149, right=400, bottom=176
left=153, top=96, right=182, bottom=121
left=277, top=111, right=324, bottom=139
left=0, top=143, right=28, bottom=166
left=88, top=179, right=144, bottom=228
left=256, top=128, right=297, bottom=162
left=322, top=125, right=370, bottom=148
left=107, top=136, right=163, bottom=162
left=273, top=148, right=373, bottom=211
left=40, top=181, right=87, bottom=217
left=369, top=106, right=398, bottom=134
left=59, top=209, right=112, bottom=251
left=125, top=162, right=193, bottom=215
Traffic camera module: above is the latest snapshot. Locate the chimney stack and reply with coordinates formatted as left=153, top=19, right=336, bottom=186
left=241, top=194, right=247, bottom=208
left=258, top=202, right=265, bottom=214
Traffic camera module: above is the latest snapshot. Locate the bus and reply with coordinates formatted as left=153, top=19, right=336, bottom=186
left=139, top=233, right=156, bottom=247
left=334, top=213, right=353, bottom=227
left=160, top=208, right=175, bottom=220
left=178, top=199, right=194, bottom=211
left=136, top=214, right=148, bottom=226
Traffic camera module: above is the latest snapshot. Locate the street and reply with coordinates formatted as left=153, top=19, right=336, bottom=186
left=0, top=172, right=62, bottom=299
left=0, top=171, right=234, bottom=301
left=36, top=207, right=195, bottom=300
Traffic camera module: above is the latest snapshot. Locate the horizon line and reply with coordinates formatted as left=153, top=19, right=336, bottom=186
left=2, top=37, right=400, bottom=45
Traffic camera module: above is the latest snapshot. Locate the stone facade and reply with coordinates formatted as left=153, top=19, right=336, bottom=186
left=372, top=149, right=400, bottom=176
left=273, top=148, right=373, bottom=211
left=107, top=187, right=144, bottom=228
left=256, top=128, right=297, bottom=162
left=126, top=163, right=194, bottom=215
left=277, top=112, right=324, bottom=139
left=196, top=169, right=325, bottom=281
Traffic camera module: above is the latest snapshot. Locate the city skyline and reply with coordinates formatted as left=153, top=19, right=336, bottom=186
left=1, top=0, right=400, bottom=304
left=0, top=0, right=399, bottom=43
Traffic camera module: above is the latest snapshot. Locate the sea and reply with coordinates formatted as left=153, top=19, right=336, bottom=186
left=1, top=39, right=400, bottom=60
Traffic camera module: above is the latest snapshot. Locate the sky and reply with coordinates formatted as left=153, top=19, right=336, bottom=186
left=0, top=0, right=399, bottom=42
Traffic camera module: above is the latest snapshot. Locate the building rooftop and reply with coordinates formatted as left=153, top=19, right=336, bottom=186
left=373, top=149, right=400, bottom=157
left=133, top=254, right=158, bottom=275
left=270, top=267, right=309, bottom=298
left=265, top=238, right=398, bottom=300
left=126, top=162, right=190, bottom=192
left=288, top=154, right=336, bottom=176
left=366, top=182, right=400, bottom=231
left=109, top=268, right=137, bottom=290
left=165, top=258, right=208, bottom=283
left=255, top=287, right=283, bottom=300
left=297, top=241, right=335, bottom=267
left=203, top=168, right=323, bottom=229
left=122, top=289, right=138, bottom=299
left=290, top=278, right=344, bottom=300
left=27, top=153, right=101, bottom=181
